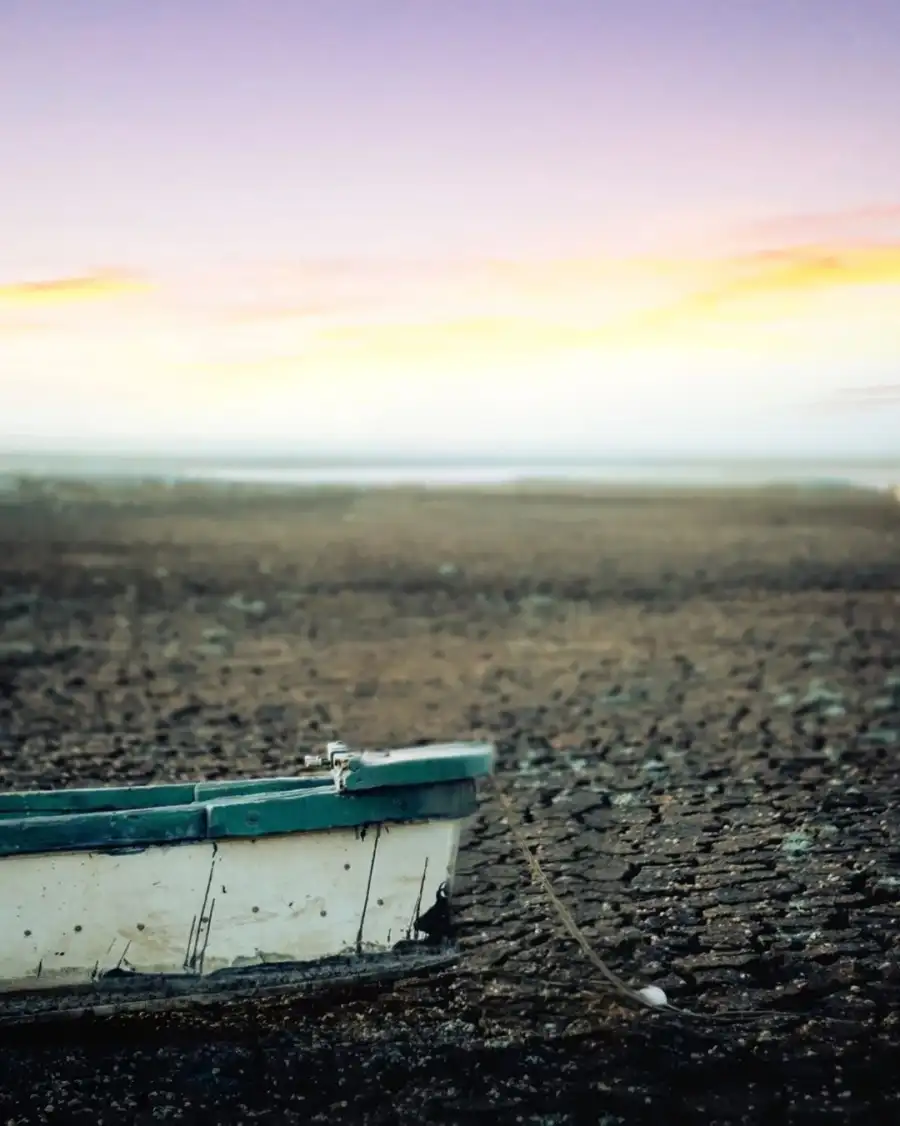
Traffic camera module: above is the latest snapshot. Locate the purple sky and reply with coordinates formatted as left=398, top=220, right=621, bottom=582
left=4, top=0, right=899, bottom=270
left=1, top=0, right=899, bottom=455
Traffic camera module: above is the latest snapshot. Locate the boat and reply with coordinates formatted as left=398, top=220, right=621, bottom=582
left=0, top=739, right=495, bottom=1023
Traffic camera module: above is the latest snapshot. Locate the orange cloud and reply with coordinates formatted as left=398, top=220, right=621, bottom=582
left=726, top=244, right=900, bottom=291
left=209, top=244, right=900, bottom=341
left=613, top=245, right=900, bottom=342
left=178, top=241, right=900, bottom=388
left=7, top=237, right=898, bottom=398
left=0, top=270, right=149, bottom=306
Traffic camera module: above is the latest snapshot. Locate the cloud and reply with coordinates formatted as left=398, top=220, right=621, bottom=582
left=5, top=237, right=899, bottom=398
left=169, top=239, right=900, bottom=392
left=610, top=245, right=900, bottom=342
left=192, top=254, right=697, bottom=328
left=0, top=270, right=149, bottom=306
left=207, top=242, right=900, bottom=344
left=735, top=204, right=900, bottom=246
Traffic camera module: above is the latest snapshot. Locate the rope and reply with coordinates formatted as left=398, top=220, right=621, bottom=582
left=489, top=773, right=779, bottom=1025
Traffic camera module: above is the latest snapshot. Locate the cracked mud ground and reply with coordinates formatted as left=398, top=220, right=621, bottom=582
left=0, top=481, right=899, bottom=1125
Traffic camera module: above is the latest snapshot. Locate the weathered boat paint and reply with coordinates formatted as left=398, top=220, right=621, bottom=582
left=0, top=740, right=494, bottom=1021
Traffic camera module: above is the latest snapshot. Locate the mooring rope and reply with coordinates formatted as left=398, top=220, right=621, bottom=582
left=489, top=775, right=659, bottom=1010
left=489, top=773, right=784, bottom=1025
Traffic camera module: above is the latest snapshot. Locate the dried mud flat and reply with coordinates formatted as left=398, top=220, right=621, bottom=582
left=0, top=480, right=899, bottom=1125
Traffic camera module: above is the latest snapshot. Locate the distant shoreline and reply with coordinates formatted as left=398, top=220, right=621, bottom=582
left=1, top=471, right=896, bottom=508
left=1, top=450, right=899, bottom=494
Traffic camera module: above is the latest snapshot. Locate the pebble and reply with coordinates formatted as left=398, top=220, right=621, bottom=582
left=638, top=985, right=669, bottom=1008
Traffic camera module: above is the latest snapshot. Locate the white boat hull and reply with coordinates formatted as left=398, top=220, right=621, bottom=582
left=0, top=816, right=461, bottom=1018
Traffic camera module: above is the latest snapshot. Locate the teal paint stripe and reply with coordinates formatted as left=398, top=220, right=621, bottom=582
left=0, top=776, right=327, bottom=817
left=336, top=743, right=495, bottom=792
left=208, top=779, right=478, bottom=838
left=0, top=780, right=478, bottom=857
left=195, top=776, right=327, bottom=801
left=0, top=783, right=198, bottom=815
left=0, top=743, right=494, bottom=855
left=2, top=805, right=208, bottom=857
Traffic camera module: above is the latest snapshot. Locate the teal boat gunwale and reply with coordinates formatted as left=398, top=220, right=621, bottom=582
left=332, top=741, right=495, bottom=793
left=0, top=775, right=327, bottom=818
left=0, top=741, right=495, bottom=857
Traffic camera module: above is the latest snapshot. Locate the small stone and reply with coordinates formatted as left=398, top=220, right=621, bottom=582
left=202, top=626, right=230, bottom=641
left=0, top=592, right=38, bottom=620
left=860, top=729, right=898, bottom=746
left=638, top=985, right=668, bottom=1007
left=521, top=593, right=555, bottom=612
left=801, top=680, right=844, bottom=709
left=781, top=831, right=813, bottom=856
left=225, top=594, right=267, bottom=616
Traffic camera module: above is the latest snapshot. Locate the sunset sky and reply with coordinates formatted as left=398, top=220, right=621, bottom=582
left=1, top=0, right=899, bottom=457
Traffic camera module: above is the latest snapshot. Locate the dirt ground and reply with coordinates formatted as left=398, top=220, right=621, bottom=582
left=0, top=479, right=899, bottom=1125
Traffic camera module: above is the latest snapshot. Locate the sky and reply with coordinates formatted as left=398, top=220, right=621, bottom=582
left=1, top=0, right=899, bottom=458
